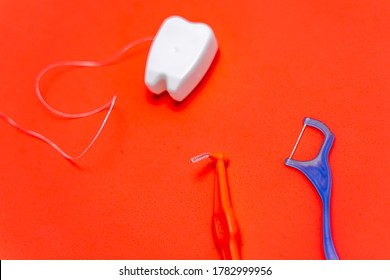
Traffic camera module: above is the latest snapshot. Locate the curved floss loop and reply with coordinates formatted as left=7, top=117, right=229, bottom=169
left=1, top=36, right=154, bottom=160
left=0, top=109, right=113, bottom=160
left=35, top=36, right=154, bottom=119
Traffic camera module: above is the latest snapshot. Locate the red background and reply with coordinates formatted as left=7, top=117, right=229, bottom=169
left=1, top=0, right=389, bottom=259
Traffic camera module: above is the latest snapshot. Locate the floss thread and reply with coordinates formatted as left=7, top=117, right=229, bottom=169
left=0, top=36, right=153, bottom=160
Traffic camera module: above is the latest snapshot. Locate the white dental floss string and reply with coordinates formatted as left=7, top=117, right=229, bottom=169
left=0, top=36, right=153, bottom=160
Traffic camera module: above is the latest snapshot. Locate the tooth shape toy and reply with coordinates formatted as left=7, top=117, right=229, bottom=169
left=145, top=16, right=218, bottom=101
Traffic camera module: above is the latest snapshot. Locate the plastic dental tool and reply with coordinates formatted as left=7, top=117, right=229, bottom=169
left=190, top=152, right=241, bottom=260
left=285, top=117, right=339, bottom=260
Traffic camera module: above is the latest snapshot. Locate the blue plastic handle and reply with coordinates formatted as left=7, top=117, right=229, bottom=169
left=285, top=117, right=339, bottom=260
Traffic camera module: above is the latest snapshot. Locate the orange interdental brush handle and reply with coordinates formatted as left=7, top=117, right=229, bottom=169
left=191, top=152, right=241, bottom=260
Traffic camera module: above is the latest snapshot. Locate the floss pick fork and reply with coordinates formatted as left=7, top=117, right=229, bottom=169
left=285, top=118, right=339, bottom=260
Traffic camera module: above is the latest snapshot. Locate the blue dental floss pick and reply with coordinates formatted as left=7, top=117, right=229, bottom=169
left=285, top=117, right=339, bottom=260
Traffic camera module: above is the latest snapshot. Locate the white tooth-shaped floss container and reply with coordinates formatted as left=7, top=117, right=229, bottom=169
left=145, top=16, right=218, bottom=102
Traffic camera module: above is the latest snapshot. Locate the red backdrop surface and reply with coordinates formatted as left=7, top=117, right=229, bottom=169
left=1, top=0, right=389, bottom=259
